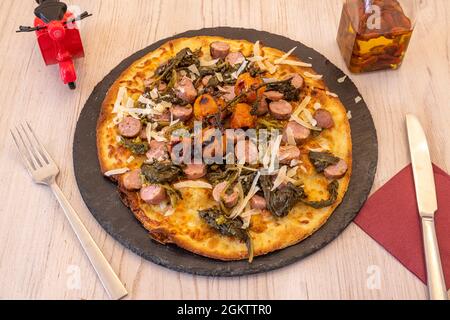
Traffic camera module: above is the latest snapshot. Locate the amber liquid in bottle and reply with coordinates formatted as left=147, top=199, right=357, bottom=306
left=337, top=0, right=413, bottom=73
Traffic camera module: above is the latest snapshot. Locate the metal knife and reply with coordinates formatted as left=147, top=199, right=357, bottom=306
left=406, top=114, right=448, bottom=300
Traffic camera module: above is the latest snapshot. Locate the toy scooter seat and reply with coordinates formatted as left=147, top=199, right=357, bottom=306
left=34, top=1, right=67, bottom=23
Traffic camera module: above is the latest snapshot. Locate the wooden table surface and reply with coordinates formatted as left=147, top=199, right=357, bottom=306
left=0, top=0, right=448, bottom=300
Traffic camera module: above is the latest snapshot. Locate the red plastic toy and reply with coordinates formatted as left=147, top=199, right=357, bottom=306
left=17, top=0, right=91, bottom=90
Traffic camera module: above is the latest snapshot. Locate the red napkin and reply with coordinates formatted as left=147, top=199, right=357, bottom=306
left=354, top=164, right=450, bottom=289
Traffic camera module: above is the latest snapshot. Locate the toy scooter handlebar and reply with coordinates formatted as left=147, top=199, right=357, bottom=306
left=16, top=11, right=92, bottom=33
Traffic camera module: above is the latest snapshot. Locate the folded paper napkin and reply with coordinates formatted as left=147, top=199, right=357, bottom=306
left=354, top=164, right=450, bottom=289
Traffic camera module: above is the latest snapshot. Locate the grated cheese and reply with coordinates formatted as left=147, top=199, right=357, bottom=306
left=274, top=46, right=297, bottom=64
left=355, top=96, right=362, bottom=104
left=292, top=95, right=312, bottom=118
left=215, top=72, right=224, bottom=82
left=230, top=172, right=261, bottom=219
left=313, top=102, right=322, bottom=110
left=126, top=156, right=135, bottom=164
left=104, top=168, right=130, bottom=177
left=347, top=110, right=352, bottom=119
left=304, top=72, right=323, bottom=80
left=253, top=41, right=267, bottom=71
left=264, top=60, right=278, bottom=74
left=337, top=75, right=347, bottom=83
left=232, top=60, right=248, bottom=79
left=276, top=60, right=312, bottom=67
left=302, top=109, right=318, bottom=127
left=149, top=88, right=159, bottom=100
left=268, top=135, right=283, bottom=174
left=286, top=127, right=297, bottom=146
left=271, top=166, right=287, bottom=191
left=188, top=64, right=200, bottom=76
left=200, top=58, right=219, bottom=67
left=291, top=114, right=322, bottom=131
left=173, top=180, right=213, bottom=190
left=326, top=91, right=339, bottom=98
left=241, top=209, right=261, bottom=229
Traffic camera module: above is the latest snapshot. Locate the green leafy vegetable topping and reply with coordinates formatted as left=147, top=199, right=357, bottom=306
left=141, top=162, right=184, bottom=184
left=308, top=151, right=340, bottom=173
left=300, top=180, right=339, bottom=209
left=120, top=137, right=149, bottom=155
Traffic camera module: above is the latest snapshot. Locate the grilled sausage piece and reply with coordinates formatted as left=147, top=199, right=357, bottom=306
left=282, top=121, right=311, bottom=145
left=235, top=140, right=258, bottom=164
left=212, top=181, right=239, bottom=208
left=146, top=140, right=169, bottom=162
left=314, top=109, right=335, bottom=129
left=225, top=52, right=245, bottom=66
left=253, top=97, right=269, bottom=116
left=175, top=76, right=198, bottom=103
left=118, top=116, right=142, bottom=138
left=183, top=163, right=207, bottom=180
left=172, top=105, right=193, bottom=122
left=140, top=185, right=167, bottom=205
left=324, top=159, right=348, bottom=179
left=263, top=91, right=284, bottom=101
left=121, top=169, right=142, bottom=191
left=269, top=100, right=293, bottom=120
left=290, top=73, right=304, bottom=89
left=250, top=195, right=267, bottom=210
left=210, top=41, right=230, bottom=59
left=278, top=145, right=301, bottom=164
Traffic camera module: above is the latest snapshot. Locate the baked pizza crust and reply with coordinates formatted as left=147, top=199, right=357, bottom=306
left=97, top=36, right=352, bottom=260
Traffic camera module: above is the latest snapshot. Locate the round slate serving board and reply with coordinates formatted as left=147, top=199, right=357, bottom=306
left=73, top=27, right=378, bottom=277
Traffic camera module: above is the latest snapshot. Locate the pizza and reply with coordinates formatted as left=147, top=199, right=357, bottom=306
left=96, top=36, right=352, bottom=262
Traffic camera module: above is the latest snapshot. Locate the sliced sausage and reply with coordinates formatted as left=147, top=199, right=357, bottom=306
left=220, top=85, right=236, bottom=102
left=118, top=116, right=142, bottom=138
left=121, top=169, right=142, bottom=191
left=314, top=109, right=334, bottom=129
left=172, top=105, right=193, bottom=122
left=250, top=195, right=267, bottom=210
left=151, top=110, right=171, bottom=123
left=210, top=41, right=230, bottom=59
left=278, top=145, right=301, bottom=164
left=146, top=140, right=169, bottom=162
left=170, top=137, right=192, bottom=164
left=289, top=73, right=304, bottom=89
left=183, top=164, right=207, bottom=180
left=175, top=76, right=198, bottom=103
left=269, top=100, right=293, bottom=120
left=158, top=82, right=167, bottom=92
left=140, top=185, right=167, bottom=205
left=235, top=140, right=258, bottom=164
left=263, top=91, right=284, bottom=101
left=225, top=52, right=245, bottom=66
left=282, top=121, right=311, bottom=145
left=139, top=126, right=147, bottom=140
left=253, top=96, right=269, bottom=116
left=324, top=159, right=348, bottom=179
left=212, top=181, right=239, bottom=208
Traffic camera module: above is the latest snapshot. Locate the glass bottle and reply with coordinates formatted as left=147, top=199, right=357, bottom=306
left=337, top=0, right=418, bottom=73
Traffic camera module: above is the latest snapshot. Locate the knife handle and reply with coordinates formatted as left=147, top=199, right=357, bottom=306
left=421, top=217, right=448, bottom=300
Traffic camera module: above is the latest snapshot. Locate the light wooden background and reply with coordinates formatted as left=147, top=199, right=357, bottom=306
left=0, top=0, right=448, bottom=300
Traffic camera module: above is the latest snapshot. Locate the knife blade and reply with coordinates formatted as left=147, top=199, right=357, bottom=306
left=406, top=114, right=447, bottom=300
left=406, top=114, right=437, bottom=217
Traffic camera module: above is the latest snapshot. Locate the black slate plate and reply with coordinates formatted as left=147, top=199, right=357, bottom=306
left=73, top=27, right=378, bottom=277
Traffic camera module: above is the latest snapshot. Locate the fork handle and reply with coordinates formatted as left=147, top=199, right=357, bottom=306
left=421, top=217, right=448, bottom=300
left=50, top=182, right=128, bottom=300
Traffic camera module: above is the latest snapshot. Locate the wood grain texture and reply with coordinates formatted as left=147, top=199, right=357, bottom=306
left=0, top=0, right=448, bottom=300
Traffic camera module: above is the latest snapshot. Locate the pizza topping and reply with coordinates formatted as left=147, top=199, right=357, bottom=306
left=225, top=51, right=245, bottom=66
left=104, top=168, right=130, bottom=177
left=172, top=104, right=193, bottom=122
left=121, top=169, right=143, bottom=191
left=308, top=151, right=340, bottom=173
left=193, top=94, right=219, bottom=120
left=251, top=96, right=269, bottom=116
left=324, top=159, right=348, bottom=180
left=173, top=180, right=212, bottom=190
left=146, top=140, right=169, bottom=163
left=210, top=41, right=230, bottom=59
left=301, top=180, right=339, bottom=209
left=218, top=85, right=236, bottom=102
left=119, top=137, right=149, bottom=155
left=235, top=140, right=259, bottom=164
left=302, top=109, right=318, bottom=127
left=230, top=103, right=256, bottom=129
left=263, top=91, right=284, bottom=101
left=213, top=181, right=240, bottom=208
left=260, top=175, right=305, bottom=217
left=140, top=185, right=168, bottom=205
left=265, top=78, right=300, bottom=101
left=229, top=171, right=261, bottom=219
left=326, top=91, right=339, bottom=98
left=304, top=71, right=323, bottom=80
left=282, top=121, right=311, bottom=145
left=249, top=195, right=267, bottom=210
left=183, top=163, right=207, bottom=180
left=314, top=109, right=334, bottom=129
left=269, top=100, right=293, bottom=120
left=118, top=116, right=142, bottom=138
left=274, top=46, right=312, bottom=68
left=278, top=145, right=301, bottom=165
left=174, top=76, right=198, bottom=103
left=200, top=58, right=220, bottom=67
left=141, top=162, right=184, bottom=184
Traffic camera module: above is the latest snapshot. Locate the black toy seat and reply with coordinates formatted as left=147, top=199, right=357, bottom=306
left=34, top=1, right=67, bottom=23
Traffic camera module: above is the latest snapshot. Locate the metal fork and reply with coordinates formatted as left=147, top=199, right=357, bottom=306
left=11, top=122, right=128, bottom=300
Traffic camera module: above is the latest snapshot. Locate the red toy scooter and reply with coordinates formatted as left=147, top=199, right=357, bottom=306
left=17, top=0, right=91, bottom=89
